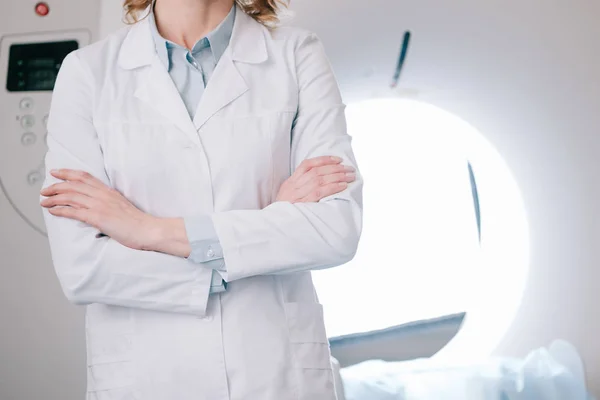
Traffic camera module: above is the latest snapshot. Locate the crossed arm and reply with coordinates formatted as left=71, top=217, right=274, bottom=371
left=41, top=34, right=363, bottom=316
left=40, top=155, right=356, bottom=260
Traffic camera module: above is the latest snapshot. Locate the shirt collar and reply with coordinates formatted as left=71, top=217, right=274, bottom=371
left=149, top=4, right=236, bottom=71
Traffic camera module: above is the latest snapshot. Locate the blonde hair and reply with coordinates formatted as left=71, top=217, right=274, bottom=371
left=124, top=0, right=288, bottom=26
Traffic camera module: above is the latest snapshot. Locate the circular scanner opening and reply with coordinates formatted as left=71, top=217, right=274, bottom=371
left=312, top=98, right=529, bottom=361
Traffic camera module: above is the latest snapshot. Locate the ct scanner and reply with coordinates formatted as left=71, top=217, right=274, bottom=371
left=1, top=0, right=599, bottom=398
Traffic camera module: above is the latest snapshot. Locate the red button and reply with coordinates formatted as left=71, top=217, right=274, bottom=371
left=35, top=2, right=50, bottom=17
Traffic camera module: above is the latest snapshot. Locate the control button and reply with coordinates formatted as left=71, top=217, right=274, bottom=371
left=20, top=115, right=35, bottom=129
left=35, top=2, right=50, bottom=17
left=20, top=97, right=34, bottom=111
left=27, top=171, right=42, bottom=185
left=21, top=132, right=36, bottom=146
left=42, top=114, right=49, bottom=127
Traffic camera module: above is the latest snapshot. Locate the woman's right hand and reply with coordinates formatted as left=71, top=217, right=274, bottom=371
left=276, top=156, right=356, bottom=203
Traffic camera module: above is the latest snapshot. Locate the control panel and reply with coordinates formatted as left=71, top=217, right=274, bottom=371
left=0, top=30, right=90, bottom=234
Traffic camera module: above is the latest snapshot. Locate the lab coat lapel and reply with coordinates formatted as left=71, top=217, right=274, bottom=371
left=134, top=60, right=200, bottom=146
left=118, top=17, right=200, bottom=147
left=192, top=51, right=248, bottom=130
left=192, top=6, right=268, bottom=130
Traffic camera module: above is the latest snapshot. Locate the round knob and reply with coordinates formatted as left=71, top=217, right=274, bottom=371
left=20, top=115, right=36, bottom=129
left=27, top=171, right=42, bottom=185
left=21, top=132, right=36, bottom=146
left=20, top=97, right=34, bottom=111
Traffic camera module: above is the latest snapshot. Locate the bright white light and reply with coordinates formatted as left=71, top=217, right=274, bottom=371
left=312, top=98, right=529, bottom=360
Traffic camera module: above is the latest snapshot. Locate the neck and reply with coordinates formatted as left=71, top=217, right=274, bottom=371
left=154, top=0, right=234, bottom=49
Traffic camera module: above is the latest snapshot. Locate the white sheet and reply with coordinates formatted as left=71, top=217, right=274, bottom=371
left=339, top=340, right=592, bottom=400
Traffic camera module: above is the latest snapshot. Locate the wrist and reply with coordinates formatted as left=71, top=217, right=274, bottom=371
left=144, top=217, right=191, bottom=258
left=141, top=215, right=164, bottom=252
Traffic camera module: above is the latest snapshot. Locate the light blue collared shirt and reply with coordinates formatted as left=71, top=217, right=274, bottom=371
left=149, top=6, right=234, bottom=293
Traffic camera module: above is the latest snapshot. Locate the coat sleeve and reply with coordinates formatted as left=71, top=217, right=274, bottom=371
left=42, top=52, right=213, bottom=316
left=211, top=33, right=364, bottom=282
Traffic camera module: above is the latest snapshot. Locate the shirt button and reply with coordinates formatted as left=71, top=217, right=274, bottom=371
left=206, top=248, right=215, bottom=258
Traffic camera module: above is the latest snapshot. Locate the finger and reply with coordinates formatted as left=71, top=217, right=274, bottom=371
left=49, top=169, right=107, bottom=190
left=316, top=164, right=355, bottom=176
left=48, top=206, right=94, bottom=225
left=292, top=156, right=343, bottom=179
left=298, top=182, right=349, bottom=203
left=40, top=193, right=95, bottom=209
left=320, top=172, right=357, bottom=186
left=40, top=181, right=100, bottom=198
left=295, top=164, right=355, bottom=187
left=293, top=169, right=356, bottom=200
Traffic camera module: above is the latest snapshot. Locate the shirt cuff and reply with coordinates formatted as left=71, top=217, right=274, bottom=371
left=184, top=215, right=226, bottom=272
left=209, top=271, right=227, bottom=294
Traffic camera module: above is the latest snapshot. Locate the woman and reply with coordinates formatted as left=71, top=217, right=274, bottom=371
left=40, top=0, right=363, bottom=399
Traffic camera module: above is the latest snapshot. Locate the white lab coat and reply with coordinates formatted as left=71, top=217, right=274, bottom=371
left=42, top=6, right=363, bottom=400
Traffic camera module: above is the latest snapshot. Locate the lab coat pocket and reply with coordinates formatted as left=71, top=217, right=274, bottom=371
left=86, top=332, right=136, bottom=395
left=85, top=310, right=136, bottom=395
left=87, top=360, right=135, bottom=393
left=86, top=386, right=137, bottom=400
left=284, top=302, right=332, bottom=370
left=98, top=121, right=194, bottom=215
left=207, top=111, right=294, bottom=209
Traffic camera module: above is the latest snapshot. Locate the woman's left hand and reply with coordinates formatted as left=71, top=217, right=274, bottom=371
left=40, top=169, right=158, bottom=251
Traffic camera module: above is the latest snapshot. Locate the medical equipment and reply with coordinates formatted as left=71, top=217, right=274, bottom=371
left=0, top=1, right=99, bottom=233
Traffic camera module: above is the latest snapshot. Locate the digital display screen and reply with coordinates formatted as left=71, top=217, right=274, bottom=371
left=6, top=40, right=79, bottom=92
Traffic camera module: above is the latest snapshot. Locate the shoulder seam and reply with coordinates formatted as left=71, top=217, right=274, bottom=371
left=67, top=51, right=97, bottom=113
